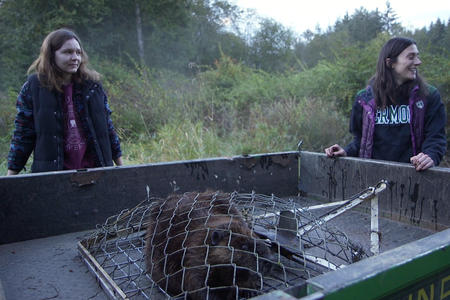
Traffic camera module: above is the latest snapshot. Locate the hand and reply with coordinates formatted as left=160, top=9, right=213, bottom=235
left=410, top=152, right=434, bottom=171
left=325, top=144, right=347, bottom=158
left=7, top=169, right=19, bottom=176
left=114, top=156, right=123, bottom=166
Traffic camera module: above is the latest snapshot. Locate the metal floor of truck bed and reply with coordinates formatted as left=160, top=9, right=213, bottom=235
left=0, top=199, right=435, bottom=300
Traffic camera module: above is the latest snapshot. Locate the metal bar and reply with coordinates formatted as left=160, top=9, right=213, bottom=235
left=77, top=241, right=128, bottom=299
left=370, top=195, right=379, bottom=255
left=252, top=200, right=351, bottom=222
left=303, top=200, right=349, bottom=211
left=298, top=181, right=387, bottom=236
left=302, top=254, right=341, bottom=271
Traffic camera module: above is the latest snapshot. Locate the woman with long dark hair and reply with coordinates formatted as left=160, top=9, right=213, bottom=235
left=325, top=37, right=446, bottom=171
left=7, top=28, right=123, bottom=175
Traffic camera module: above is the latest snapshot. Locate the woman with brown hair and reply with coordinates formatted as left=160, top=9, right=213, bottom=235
left=325, top=37, right=446, bottom=171
left=7, top=28, right=122, bottom=175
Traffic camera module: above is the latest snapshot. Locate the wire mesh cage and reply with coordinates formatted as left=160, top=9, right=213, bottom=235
left=79, top=188, right=375, bottom=300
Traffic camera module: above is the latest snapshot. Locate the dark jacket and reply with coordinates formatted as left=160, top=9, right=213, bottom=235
left=344, top=85, right=446, bottom=166
left=8, top=74, right=122, bottom=173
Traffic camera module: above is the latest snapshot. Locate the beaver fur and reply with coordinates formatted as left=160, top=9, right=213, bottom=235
left=145, top=191, right=274, bottom=299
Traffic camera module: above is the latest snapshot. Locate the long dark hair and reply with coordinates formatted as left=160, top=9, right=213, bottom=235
left=370, top=37, right=427, bottom=108
left=28, top=28, right=100, bottom=92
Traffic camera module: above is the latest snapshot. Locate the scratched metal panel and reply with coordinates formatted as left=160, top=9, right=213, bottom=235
left=298, top=151, right=450, bottom=230
left=0, top=151, right=298, bottom=244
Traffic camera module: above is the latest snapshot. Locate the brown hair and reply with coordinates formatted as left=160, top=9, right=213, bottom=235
left=28, top=28, right=100, bottom=92
left=370, top=37, right=427, bottom=108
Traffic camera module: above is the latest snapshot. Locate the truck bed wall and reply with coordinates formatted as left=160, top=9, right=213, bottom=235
left=2, top=151, right=449, bottom=245
left=0, top=152, right=298, bottom=244
left=299, top=151, right=450, bottom=231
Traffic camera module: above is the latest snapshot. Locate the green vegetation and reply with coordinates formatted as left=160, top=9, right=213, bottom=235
left=0, top=0, right=449, bottom=174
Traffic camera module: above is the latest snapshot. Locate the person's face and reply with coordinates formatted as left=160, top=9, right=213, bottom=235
left=54, top=38, right=81, bottom=76
left=390, top=44, right=421, bottom=85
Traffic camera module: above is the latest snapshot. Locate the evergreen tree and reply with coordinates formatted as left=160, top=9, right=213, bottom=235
left=248, top=19, right=296, bottom=72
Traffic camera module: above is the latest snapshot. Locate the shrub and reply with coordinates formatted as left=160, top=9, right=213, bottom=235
left=234, top=97, right=350, bottom=154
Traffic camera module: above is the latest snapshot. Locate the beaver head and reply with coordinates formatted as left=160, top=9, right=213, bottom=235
left=202, top=227, right=276, bottom=299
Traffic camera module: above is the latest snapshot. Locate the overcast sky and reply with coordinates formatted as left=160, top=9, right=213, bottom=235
left=230, top=0, right=450, bottom=34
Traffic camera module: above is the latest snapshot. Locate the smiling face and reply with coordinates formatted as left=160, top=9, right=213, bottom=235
left=390, top=44, right=421, bottom=85
left=54, top=38, right=81, bottom=79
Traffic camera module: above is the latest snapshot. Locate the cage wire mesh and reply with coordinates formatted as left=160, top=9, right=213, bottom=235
left=79, top=189, right=370, bottom=299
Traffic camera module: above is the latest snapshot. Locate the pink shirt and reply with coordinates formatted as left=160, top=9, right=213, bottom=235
left=62, top=84, right=93, bottom=169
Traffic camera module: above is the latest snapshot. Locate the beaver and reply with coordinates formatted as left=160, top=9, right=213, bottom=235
left=145, top=191, right=275, bottom=300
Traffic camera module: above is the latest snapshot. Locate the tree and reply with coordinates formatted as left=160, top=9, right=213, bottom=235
left=0, top=0, right=242, bottom=85
left=382, top=1, right=401, bottom=35
left=334, top=7, right=384, bottom=43
left=0, top=0, right=108, bottom=89
left=248, top=18, right=296, bottom=72
left=135, top=0, right=145, bottom=65
left=296, top=7, right=386, bottom=68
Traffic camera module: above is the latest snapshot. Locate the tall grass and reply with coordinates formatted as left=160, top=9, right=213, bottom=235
left=121, top=97, right=349, bottom=166
left=112, top=58, right=351, bottom=166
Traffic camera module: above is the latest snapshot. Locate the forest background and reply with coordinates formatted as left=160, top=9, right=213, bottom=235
left=0, top=0, right=449, bottom=173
